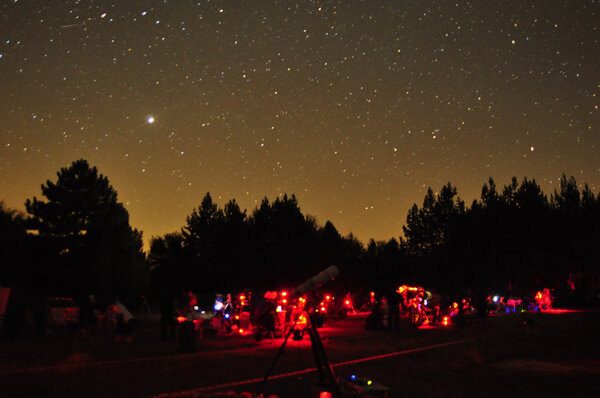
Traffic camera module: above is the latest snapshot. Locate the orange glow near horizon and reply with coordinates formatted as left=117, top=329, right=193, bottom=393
left=2, top=2, right=598, bottom=255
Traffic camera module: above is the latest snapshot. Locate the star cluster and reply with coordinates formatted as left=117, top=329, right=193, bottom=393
left=1, top=0, right=599, bottom=246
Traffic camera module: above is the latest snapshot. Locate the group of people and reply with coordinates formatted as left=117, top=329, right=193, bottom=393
left=78, top=295, right=136, bottom=343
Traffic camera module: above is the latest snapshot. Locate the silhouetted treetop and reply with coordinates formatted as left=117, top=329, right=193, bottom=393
left=403, top=182, right=463, bottom=256
left=552, top=173, right=581, bottom=212
left=514, top=177, right=547, bottom=211
left=26, top=159, right=125, bottom=238
left=481, top=177, right=500, bottom=210
left=182, top=192, right=224, bottom=248
left=24, top=159, right=146, bottom=303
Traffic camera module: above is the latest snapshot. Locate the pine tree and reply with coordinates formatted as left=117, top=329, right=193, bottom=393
left=25, top=159, right=146, bottom=303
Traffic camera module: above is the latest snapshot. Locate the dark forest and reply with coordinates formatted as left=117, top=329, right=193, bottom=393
left=1, top=160, right=599, bottom=312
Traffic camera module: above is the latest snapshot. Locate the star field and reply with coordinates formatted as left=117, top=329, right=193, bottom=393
left=1, top=1, right=599, bottom=247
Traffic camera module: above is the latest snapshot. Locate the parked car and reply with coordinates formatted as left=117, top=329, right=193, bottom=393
left=48, top=297, right=79, bottom=329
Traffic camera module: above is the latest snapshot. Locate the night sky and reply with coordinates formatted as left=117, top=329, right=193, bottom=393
left=1, top=1, right=599, bottom=248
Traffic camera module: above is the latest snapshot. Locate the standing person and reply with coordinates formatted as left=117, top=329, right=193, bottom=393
left=380, top=296, right=389, bottom=329
left=256, top=298, right=276, bottom=341
left=113, top=298, right=135, bottom=343
left=223, top=294, right=234, bottom=334
left=72, top=294, right=97, bottom=355
left=32, top=294, right=49, bottom=336
left=365, top=294, right=381, bottom=330
left=262, top=300, right=276, bottom=341
left=386, top=289, right=400, bottom=332
left=78, top=294, right=97, bottom=331
left=159, top=288, right=176, bottom=341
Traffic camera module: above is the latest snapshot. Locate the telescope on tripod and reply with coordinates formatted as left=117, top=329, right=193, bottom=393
left=259, top=265, right=339, bottom=397
left=259, top=265, right=389, bottom=397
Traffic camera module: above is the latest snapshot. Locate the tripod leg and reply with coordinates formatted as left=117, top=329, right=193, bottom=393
left=258, top=316, right=298, bottom=395
left=307, top=317, right=340, bottom=396
left=85, top=329, right=98, bottom=354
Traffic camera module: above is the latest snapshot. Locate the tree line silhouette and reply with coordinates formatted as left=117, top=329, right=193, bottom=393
left=1, top=160, right=599, bottom=311
left=402, top=177, right=600, bottom=301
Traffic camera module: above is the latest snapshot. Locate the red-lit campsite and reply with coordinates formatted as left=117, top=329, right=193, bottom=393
left=2, top=265, right=599, bottom=398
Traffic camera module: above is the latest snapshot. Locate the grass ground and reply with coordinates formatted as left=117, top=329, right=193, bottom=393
left=1, top=310, right=598, bottom=397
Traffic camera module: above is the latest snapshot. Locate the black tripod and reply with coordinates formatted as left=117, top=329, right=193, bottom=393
left=258, top=311, right=341, bottom=397
left=72, top=325, right=98, bottom=356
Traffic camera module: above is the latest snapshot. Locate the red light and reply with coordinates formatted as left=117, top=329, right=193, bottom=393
left=176, top=316, right=187, bottom=323
left=325, top=295, right=331, bottom=300
left=442, top=316, right=449, bottom=326
left=321, top=306, right=326, bottom=312
left=345, top=300, right=350, bottom=305
left=370, top=291, right=375, bottom=297
left=282, top=299, right=287, bottom=304
left=239, top=328, right=244, bottom=334
left=239, top=294, right=246, bottom=301
left=281, top=291, right=288, bottom=296
left=319, top=392, right=332, bottom=398
left=535, top=291, right=542, bottom=301
left=235, top=315, right=240, bottom=320
left=296, top=314, right=307, bottom=327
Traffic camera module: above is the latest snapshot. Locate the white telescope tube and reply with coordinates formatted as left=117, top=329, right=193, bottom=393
left=293, top=265, right=340, bottom=296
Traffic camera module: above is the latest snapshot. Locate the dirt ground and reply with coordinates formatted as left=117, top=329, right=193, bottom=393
left=1, top=310, right=599, bottom=398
